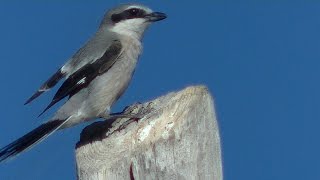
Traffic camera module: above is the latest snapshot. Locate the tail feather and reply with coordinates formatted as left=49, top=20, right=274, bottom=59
left=0, top=119, right=67, bottom=162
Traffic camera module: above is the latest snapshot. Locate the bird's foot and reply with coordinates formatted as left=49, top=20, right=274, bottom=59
left=102, top=102, right=154, bottom=129
left=111, top=102, right=153, bottom=119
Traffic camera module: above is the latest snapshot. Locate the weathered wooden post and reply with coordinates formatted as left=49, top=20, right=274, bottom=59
left=75, top=86, right=223, bottom=180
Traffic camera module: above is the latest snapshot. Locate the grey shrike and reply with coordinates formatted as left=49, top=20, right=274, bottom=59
left=0, top=3, right=166, bottom=162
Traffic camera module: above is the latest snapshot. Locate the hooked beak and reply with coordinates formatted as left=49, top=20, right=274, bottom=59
left=145, top=12, right=167, bottom=22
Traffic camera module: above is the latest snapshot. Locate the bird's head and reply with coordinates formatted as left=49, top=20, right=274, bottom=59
left=100, top=4, right=167, bottom=39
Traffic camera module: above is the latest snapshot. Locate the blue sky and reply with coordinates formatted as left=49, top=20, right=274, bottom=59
left=0, top=1, right=319, bottom=180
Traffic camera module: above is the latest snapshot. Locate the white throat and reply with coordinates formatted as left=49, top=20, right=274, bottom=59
left=110, top=19, right=149, bottom=40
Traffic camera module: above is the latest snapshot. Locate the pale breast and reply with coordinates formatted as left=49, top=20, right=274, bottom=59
left=83, top=36, right=142, bottom=116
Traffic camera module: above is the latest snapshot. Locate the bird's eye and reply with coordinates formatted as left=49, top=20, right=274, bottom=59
left=129, top=8, right=140, bottom=16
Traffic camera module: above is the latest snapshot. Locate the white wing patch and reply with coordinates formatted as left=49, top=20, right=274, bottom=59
left=77, top=77, right=86, bottom=85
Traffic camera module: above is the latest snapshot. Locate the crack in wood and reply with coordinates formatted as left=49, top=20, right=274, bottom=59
left=130, top=162, right=135, bottom=180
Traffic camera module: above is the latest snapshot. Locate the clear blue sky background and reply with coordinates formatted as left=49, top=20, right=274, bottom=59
left=0, top=1, right=319, bottom=180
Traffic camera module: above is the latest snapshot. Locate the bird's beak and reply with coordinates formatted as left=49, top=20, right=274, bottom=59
left=145, top=12, right=167, bottom=22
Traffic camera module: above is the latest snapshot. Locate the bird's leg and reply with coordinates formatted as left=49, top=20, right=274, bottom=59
left=101, top=102, right=154, bottom=124
left=99, top=102, right=154, bottom=131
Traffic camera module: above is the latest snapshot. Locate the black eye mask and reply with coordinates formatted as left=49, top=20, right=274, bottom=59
left=111, top=8, right=147, bottom=23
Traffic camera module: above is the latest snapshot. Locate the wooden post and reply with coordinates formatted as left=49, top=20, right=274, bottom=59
left=75, top=86, right=223, bottom=180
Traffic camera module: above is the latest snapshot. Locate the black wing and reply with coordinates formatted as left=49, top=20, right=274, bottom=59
left=25, top=69, right=65, bottom=105
left=38, top=40, right=122, bottom=117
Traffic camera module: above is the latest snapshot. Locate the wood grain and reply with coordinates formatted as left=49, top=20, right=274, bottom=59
left=76, top=86, right=223, bottom=180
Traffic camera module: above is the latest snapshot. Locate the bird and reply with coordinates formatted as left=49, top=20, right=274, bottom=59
left=0, top=3, right=166, bottom=162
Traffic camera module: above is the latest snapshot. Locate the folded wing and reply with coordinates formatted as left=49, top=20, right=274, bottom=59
left=38, top=40, right=123, bottom=117
left=24, top=69, right=65, bottom=105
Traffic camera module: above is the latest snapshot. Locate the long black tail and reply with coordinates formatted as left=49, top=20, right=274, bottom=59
left=0, top=120, right=66, bottom=162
